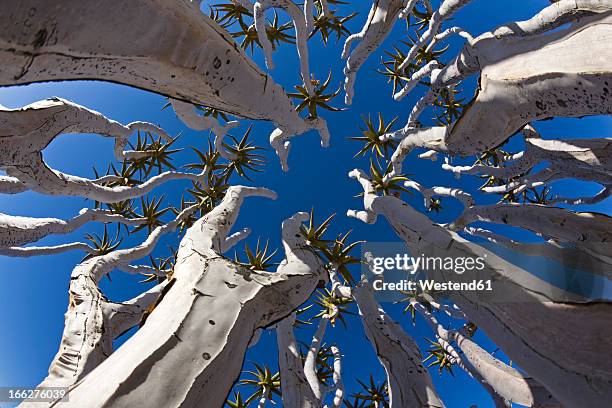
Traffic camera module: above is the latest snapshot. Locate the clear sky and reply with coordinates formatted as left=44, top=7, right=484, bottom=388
left=1, top=1, right=610, bottom=407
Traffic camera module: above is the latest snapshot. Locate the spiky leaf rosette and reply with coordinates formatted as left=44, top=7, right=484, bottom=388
left=225, top=391, right=248, bottom=408
left=82, top=224, right=122, bottom=262
left=211, top=1, right=253, bottom=28
left=349, top=113, right=399, bottom=159
left=222, top=125, right=266, bottom=180
left=234, top=238, right=278, bottom=271
left=351, top=375, right=390, bottom=408
left=239, top=363, right=282, bottom=405
left=310, top=6, right=357, bottom=44
left=132, top=195, right=171, bottom=234
left=139, top=254, right=175, bottom=283
left=300, top=209, right=335, bottom=250
left=319, top=230, right=363, bottom=285
left=365, top=159, right=411, bottom=197
left=232, top=14, right=295, bottom=53
left=313, top=288, right=355, bottom=327
left=288, top=72, right=343, bottom=118
left=395, top=289, right=438, bottom=325
left=423, top=338, right=455, bottom=376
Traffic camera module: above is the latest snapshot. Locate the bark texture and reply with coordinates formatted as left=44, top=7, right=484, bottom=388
left=348, top=171, right=612, bottom=408
left=0, top=0, right=327, bottom=168
left=45, top=188, right=325, bottom=408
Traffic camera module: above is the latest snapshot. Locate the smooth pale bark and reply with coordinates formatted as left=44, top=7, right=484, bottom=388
left=443, top=137, right=612, bottom=182
left=28, top=205, right=197, bottom=396
left=0, top=242, right=93, bottom=257
left=453, top=203, right=612, bottom=278
left=169, top=99, right=240, bottom=162
left=396, top=0, right=473, bottom=73
left=347, top=173, right=612, bottom=407
left=387, top=2, right=612, bottom=178
left=385, top=126, right=448, bottom=181
left=304, top=316, right=329, bottom=401
left=276, top=316, right=322, bottom=408
left=0, top=98, right=209, bottom=202
left=254, top=0, right=313, bottom=94
left=453, top=204, right=612, bottom=243
left=0, top=208, right=144, bottom=248
left=451, top=329, right=561, bottom=408
left=0, top=0, right=328, bottom=169
left=445, top=11, right=612, bottom=154
left=0, top=175, right=28, bottom=194
left=341, top=0, right=407, bottom=104
left=51, top=191, right=325, bottom=407
left=352, top=279, right=445, bottom=408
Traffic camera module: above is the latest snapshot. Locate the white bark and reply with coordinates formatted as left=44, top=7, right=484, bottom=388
left=329, top=345, right=344, bottom=408
left=0, top=0, right=328, bottom=170
left=443, top=10, right=612, bottom=154
left=304, top=315, right=329, bottom=400
left=0, top=242, right=93, bottom=257
left=404, top=180, right=474, bottom=209
left=352, top=278, right=445, bottom=408
left=276, top=315, right=322, bottom=408
left=0, top=175, right=28, bottom=194
left=452, top=203, right=612, bottom=244
left=384, top=126, right=448, bottom=181
left=1, top=97, right=168, bottom=162
left=443, top=137, right=611, bottom=185
left=169, top=99, right=239, bottom=161
left=393, top=60, right=441, bottom=101
left=47, top=188, right=327, bottom=408
left=0, top=208, right=145, bottom=248
left=396, top=0, right=473, bottom=73
left=341, top=0, right=407, bottom=104
left=0, top=98, right=210, bottom=202
left=24, top=205, right=199, bottom=396
left=387, top=2, right=612, bottom=177
left=549, top=186, right=610, bottom=205
left=450, top=329, right=561, bottom=408
left=254, top=0, right=314, bottom=94
left=347, top=171, right=612, bottom=407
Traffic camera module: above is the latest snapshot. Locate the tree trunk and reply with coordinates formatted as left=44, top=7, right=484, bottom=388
left=0, top=0, right=311, bottom=135
left=353, top=280, right=445, bottom=408
left=48, top=211, right=325, bottom=407
left=446, top=11, right=612, bottom=154
left=351, top=186, right=612, bottom=408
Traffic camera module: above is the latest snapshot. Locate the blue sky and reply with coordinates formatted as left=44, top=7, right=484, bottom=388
left=1, top=1, right=610, bottom=406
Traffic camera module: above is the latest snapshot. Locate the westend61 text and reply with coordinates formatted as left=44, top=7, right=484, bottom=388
left=373, top=279, right=493, bottom=292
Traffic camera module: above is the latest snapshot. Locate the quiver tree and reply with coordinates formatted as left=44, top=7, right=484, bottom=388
left=46, top=187, right=332, bottom=408
left=347, top=170, right=610, bottom=407
left=0, top=0, right=341, bottom=171
left=2, top=1, right=612, bottom=408
left=342, top=1, right=612, bottom=406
